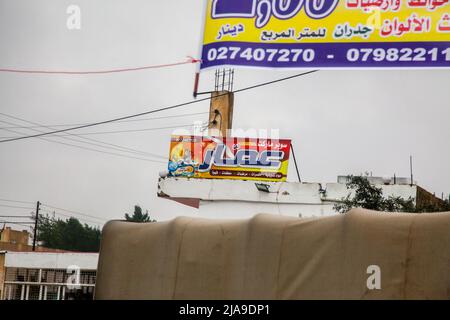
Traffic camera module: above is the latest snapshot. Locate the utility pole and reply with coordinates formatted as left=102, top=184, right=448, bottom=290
left=410, top=156, right=414, bottom=186
left=32, top=201, right=40, bottom=251
left=208, top=69, right=234, bottom=137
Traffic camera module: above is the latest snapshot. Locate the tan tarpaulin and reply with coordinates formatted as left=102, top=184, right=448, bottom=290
left=95, top=209, right=450, bottom=300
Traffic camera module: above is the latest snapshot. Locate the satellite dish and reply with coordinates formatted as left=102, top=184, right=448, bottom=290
left=382, top=175, right=391, bottom=185
left=159, top=171, right=169, bottom=179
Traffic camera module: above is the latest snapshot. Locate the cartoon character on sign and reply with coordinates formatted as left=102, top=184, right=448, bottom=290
left=168, top=143, right=198, bottom=178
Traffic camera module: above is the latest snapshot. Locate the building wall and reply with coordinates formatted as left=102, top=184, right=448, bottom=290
left=0, top=253, right=5, bottom=300
left=325, top=183, right=417, bottom=204
left=195, top=200, right=336, bottom=219
left=4, top=252, right=99, bottom=270
left=195, top=185, right=418, bottom=219
left=416, top=186, right=446, bottom=209
left=0, top=227, right=69, bottom=253
left=159, top=177, right=420, bottom=219
left=2, top=252, right=99, bottom=300
left=0, top=228, right=29, bottom=246
left=0, top=242, right=70, bottom=253
left=3, top=267, right=97, bottom=300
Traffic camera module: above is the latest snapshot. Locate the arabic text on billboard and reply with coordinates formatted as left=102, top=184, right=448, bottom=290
left=200, top=0, right=450, bottom=69
left=168, top=136, right=291, bottom=182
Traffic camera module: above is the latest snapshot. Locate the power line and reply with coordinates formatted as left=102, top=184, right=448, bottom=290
left=234, top=70, right=318, bottom=93
left=0, top=198, right=35, bottom=205
left=0, top=112, right=205, bottom=159
left=0, top=103, right=208, bottom=143
left=40, top=210, right=105, bottom=227
left=0, top=221, right=34, bottom=228
left=0, top=220, right=34, bottom=224
left=0, top=121, right=165, bottom=159
left=0, top=57, right=200, bottom=75
left=0, top=200, right=106, bottom=227
left=1, top=127, right=167, bottom=164
left=0, top=111, right=209, bottom=130
left=0, top=120, right=202, bottom=138
left=0, top=70, right=318, bottom=144
left=0, top=215, right=32, bottom=218
left=40, top=203, right=108, bottom=223
left=0, top=204, right=34, bottom=210
left=39, top=209, right=105, bottom=227
left=0, top=123, right=198, bottom=139
left=0, top=115, right=168, bottom=160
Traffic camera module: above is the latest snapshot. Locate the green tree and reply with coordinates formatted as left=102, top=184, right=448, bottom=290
left=37, top=214, right=101, bottom=252
left=124, top=205, right=156, bottom=223
left=334, top=175, right=416, bottom=214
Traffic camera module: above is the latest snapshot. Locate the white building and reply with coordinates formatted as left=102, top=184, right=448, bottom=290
left=158, top=175, right=425, bottom=219
left=0, top=251, right=98, bottom=300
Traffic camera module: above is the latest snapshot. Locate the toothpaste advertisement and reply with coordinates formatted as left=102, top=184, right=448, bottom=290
left=168, top=135, right=291, bottom=182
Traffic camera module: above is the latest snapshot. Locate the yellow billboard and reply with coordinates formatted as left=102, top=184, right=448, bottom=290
left=168, top=136, right=291, bottom=182
left=200, top=0, right=450, bottom=69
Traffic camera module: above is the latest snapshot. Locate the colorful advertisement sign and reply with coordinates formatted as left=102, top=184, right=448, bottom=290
left=168, top=135, right=291, bottom=182
left=200, top=0, right=450, bottom=69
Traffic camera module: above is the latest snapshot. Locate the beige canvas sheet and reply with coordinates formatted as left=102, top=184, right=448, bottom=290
left=95, top=209, right=450, bottom=300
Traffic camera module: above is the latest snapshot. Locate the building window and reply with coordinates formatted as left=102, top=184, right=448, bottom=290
left=2, top=267, right=97, bottom=300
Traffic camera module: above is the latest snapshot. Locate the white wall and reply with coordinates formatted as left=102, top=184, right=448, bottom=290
left=325, top=183, right=417, bottom=203
left=4, top=252, right=99, bottom=270
left=158, top=177, right=418, bottom=219
left=196, top=201, right=336, bottom=219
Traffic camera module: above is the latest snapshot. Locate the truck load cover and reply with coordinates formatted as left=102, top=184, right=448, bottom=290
left=95, top=209, right=450, bottom=299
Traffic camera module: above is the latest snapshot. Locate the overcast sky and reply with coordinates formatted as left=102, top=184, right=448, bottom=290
left=0, top=0, right=449, bottom=228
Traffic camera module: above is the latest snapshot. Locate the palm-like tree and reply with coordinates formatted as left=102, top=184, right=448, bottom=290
left=124, top=205, right=156, bottom=223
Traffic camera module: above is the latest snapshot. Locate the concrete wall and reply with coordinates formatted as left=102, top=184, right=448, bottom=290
left=416, top=186, right=446, bottom=208
left=195, top=201, right=336, bottom=219
left=0, top=252, right=5, bottom=299
left=337, top=175, right=413, bottom=185
left=0, top=227, right=72, bottom=253
left=4, top=252, right=99, bottom=270
left=325, top=183, right=417, bottom=204
left=0, top=242, right=71, bottom=253
left=0, top=228, right=29, bottom=246
left=158, top=177, right=419, bottom=219
left=159, top=178, right=325, bottom=204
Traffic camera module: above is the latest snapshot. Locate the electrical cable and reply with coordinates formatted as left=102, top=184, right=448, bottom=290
left=0, top=215, right=32, bottom=218
left=0, top=70, right=318, bottom=144
left=0, top=198, right=105, bottom=226
left=40, top=203, right=108, bottom=223
left=0, top=221, right=34, bottom=227
left=43, top=213, right=104, bottom=227
left=0, top=121, right=165, bottom=159
left=0, top=115, right=168, bottom=160
left=1, top=126, right=167, bottom=164
left=0, top=123, right=197, bottom=139
left=39, top=209, right=105, bottom=227
left=0, top=220, right=34, bottom=224
left=0, top=198, right=35, bottom=205
left=0, top=111, right=209, bottom=130
left=0, top=204, right=34, bottom=210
